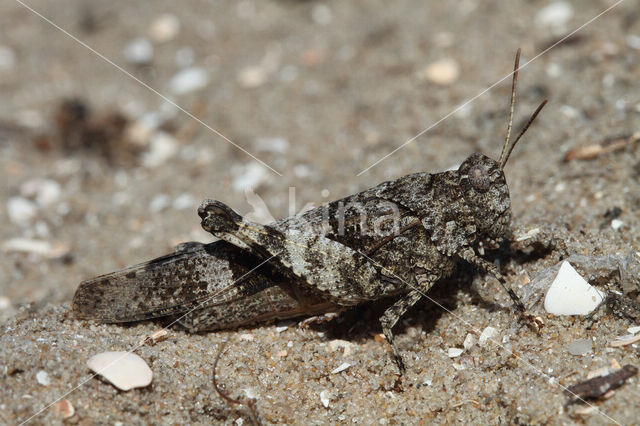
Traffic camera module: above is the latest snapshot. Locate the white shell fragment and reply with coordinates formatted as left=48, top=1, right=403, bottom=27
left=87, top=352, right=152, bottom=391
left=36, top=370, right=51, bottom=386
left=447, top=347, right=464, bottom=358
left=320, top=390, right=331, bottom=408
left=478, top=326, right=498, bottom=346
left=544, top=261, right=604, bottom=315
left=463, top=333, right=476, bottom=350
left=330, top=362, right=351, bottom=374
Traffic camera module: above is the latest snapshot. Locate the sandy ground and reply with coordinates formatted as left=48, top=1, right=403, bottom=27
left=1, top=0, right=640, bottom=424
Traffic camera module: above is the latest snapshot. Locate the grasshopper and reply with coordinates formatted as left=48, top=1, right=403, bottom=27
left=74, top=50, right=552, bottom=372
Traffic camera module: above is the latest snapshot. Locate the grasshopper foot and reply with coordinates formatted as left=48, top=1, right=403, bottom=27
left=380, top=290, right=422, bottom=375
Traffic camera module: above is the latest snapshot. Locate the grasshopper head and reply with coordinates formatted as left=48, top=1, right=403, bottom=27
left=458, top=153, right=511, bottom=249
left=457, top=50, right=547, bottom=250
left=198, top=200, right=243, bottom=235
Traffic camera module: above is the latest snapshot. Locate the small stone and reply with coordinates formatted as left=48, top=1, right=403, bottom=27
left=331, top=362, right=351, bottom=374
left=275, top=325, right=289, bottom=333
left=239, top=333, right=254, bottom=341
left=627, top=35, right=640, bottom=50
left=21, top=179, right=61, bottom=207
left=628, top=326, right=640, bottom=335
left=139, top=329, right=168, bottom=346
left=87, top=352, right=152, bottom=391
left=169, top=67, right=209, bottom=95
left=173, top=193, right=196, bottom=210
left=54, top=400, right=75, bottom=419
left=567, top=338, right=593, bottom=356
left=2, top=238, right=69, bottom=259
left=0, top=45, right=16, bottom=71
left=142, top=132, right=178, bottom=168
left=544, top=261, right=604, bottom=315
left=611, top=219, right=623, bottom=230
left=327, top=339, right=354, bottom=357
left=463, top=333, right=476, bottom=350
left=232, top=162, right=270, bottom=192
left=149, top=14, right=180, bottom=43
left=447, top=347, right=464, bottom=358
left=7, top=197, right=38, bottom=225
left=535, top=2, right=573, bottom=29
left=238, top=66, right=268, bottom=88
left=418, top=58, right=460, bottom=86
left=320, top=390, right=331, bottom=408
left=36, top=370, right=50, bottom=386
left=277, top=350, right=288, bottom=358
left=123, top=37, right=153, bottom=65
left=311, top=4, right=333, bottom=25
left=478, top=326, right=498, bottom=346
left=254, top=136, right=289, bottom=154
left=149, top=194, right=171, bottom=213
left=0, top=296, right=10, bottom=310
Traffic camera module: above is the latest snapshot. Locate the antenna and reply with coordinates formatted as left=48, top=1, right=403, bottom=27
left=499, top=48, right=521, bottom=167
left=498, top=49, right=548, bottom=169
left=500, top=100, right=547, bottom=169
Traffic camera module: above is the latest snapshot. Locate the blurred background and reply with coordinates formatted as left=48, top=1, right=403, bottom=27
left=1, top=0, right=639, bottom=320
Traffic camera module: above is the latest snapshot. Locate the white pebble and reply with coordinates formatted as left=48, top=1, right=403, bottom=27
left=327, top=339, right=354, bottom=357
left=610, top=219, right=623, bottom=230
left=417, top=58, right=460, bottom=86
left=237, top=66, right=268, bottom=88
left=149, top=194, right=171, bottom=213
left=331, top=362, right=351, bottom=374
left=87, top=352, right=152, bottom=391
left=149, top=14, right=180, bottom=43
left=169, top=67, right=209, bottom=95
left=0, top=296, right=11, bottom=310
left=232, top=162, right=270, bottom=192
left=3, top=238, right=51, bottom=256
left=239, top=333, right=254, bottom=341
left=36, top=370, right=50, bottom=386
left=39, top=180, right=61, bottom=207
left=0, top=45, right=16, bottom=71
left=173, top=193, right=196, bottom=210
left=320, top=389, right=331, bottom=408
left=142, top=132, right=178, bottom=168
left=123, top=37, right=154, bottom=65
left=254, top=136, right=289, bottom=154
left=544, top=261, right=604, bottom=315
left=7, top=197, right=38, bottom=225
left=535, top=2, right=573, bottom=29
left=628, top=326, right=640, bottom=335
left=447, top=347, right=464, bottom=358
left=275, top=325, right=289, bottom=333
left=311, top=4, right=333, bottom=25
left=463, top=333, right=476, bottom=350
left=478, top=326, right=498, bottom=346
left=627, top=35, right=640, bottom=50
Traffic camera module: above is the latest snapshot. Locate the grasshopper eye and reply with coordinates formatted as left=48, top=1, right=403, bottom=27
left=468, top=165, right=490, bottom=192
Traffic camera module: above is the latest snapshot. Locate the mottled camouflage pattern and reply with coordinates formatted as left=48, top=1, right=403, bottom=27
left=74, top=52, right=549, bottom=372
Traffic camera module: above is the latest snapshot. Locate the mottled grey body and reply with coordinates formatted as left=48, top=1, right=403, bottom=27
left=74, top=50, right=553, bottom=372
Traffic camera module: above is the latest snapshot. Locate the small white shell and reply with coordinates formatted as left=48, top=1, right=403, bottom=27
left=87, top=352, right=152, bottom=391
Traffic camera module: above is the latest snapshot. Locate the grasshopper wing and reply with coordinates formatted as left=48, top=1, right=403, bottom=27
left=72, top=241, right=279, bottom=323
